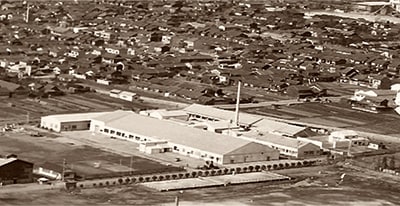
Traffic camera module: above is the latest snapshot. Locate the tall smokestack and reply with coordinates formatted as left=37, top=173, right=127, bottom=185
left=234, top=81, right=241, bottom=126
left=26, top=4, right=29, bottom=23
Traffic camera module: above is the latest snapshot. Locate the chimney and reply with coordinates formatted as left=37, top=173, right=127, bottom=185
left=234, top=81, right=241, bottom=126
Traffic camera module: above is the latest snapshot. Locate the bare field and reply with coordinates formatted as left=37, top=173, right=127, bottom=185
left=0, top=131, right=182, bottom=179
left=0, top=92, right=159, bottom=125
left=246, top=102, right=400, bottom=135
left=0, top=165, right=399, bottom=205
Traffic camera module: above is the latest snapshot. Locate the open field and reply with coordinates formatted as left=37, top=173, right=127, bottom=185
left=0, top=92, right=160, bottom=125
left=0, top=131, right=182, bottom=179
left=0, top=165, right=399, bottom=205
left=245, top=102, right=400, bottom=136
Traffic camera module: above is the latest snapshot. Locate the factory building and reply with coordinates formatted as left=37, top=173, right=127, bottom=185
left=40, top=112, right=111, bottom=132
left=89, top=110, right=279, bottom=165
left=0, top=157, right=34, bottom=185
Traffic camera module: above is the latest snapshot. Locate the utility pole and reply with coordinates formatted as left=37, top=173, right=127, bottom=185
left=62, top=158, right=66, bottom=182
left=26, top=112, right=30, bottom=124
left=129, top=156, right=133, bottom=175
left=25, top=3, right=29, bottom=23
left=234, top=81, right=241, bottom=126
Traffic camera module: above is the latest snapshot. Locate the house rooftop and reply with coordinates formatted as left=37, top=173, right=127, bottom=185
left=42, top=111, right=112, bottom=123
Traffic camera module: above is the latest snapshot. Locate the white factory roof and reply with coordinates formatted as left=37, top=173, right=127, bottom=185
left=243, top=131, right=309, bottom=149
left=183, top=104, right=263, bottom=126
left=356, top=1, right=391, bottom=6
left=252, top=119, right=306, bottom=136
left=42, top=111, right=112, bottom=123
left=92, top=110, right=265, bottom=155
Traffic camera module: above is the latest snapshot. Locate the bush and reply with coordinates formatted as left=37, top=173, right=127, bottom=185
left=191, top=171, right=197, bottom=178
left=210, top=170, right=216, bottom=176
left=248, top=166, right=254, bottom=172
left=79, top=184, right=84, bottom=188
left=99, top=182, right=103, bottom=187
left=261, top=165, right=266, bottom=171
left=223, top=168, right=229, bottom=174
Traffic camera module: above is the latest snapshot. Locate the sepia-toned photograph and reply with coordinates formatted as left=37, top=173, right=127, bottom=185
left=0, top=0, right=399, bottom=205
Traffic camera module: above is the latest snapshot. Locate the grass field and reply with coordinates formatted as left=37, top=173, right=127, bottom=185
left=0, top=131, right=182, bottom=179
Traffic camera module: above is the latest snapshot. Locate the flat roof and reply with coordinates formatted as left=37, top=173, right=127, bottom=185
left=252, top=119, right=306, bottom=136
left=42, top=111, right=112, bottom=123
left=356, top=2, right=391, bottom=6
left=183, top=104, right=263, bottom=126
left=242, top=131, right=309, bottom=149
left=92, top=111, right=266, bottom=155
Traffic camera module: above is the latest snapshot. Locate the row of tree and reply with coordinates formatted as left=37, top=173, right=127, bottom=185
left=81, top=160, right=319, bottom=188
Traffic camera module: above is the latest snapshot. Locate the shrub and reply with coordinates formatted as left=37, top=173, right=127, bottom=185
left=93, top=183, right=97, bottom=187
left=211, top=170, right=217, bottom=176
left=99, top=182, right=103, bottom=187
left=79, top=184, right=84, bottom=188
left=112, top=181, right=116, bottom=185
left=191, top=171, right=197, bottom=178
left=261, top=165, right=266, bottom=171
left=235, top=167, right=241, bottom=173
left=248, top=166, right=254, bottom=172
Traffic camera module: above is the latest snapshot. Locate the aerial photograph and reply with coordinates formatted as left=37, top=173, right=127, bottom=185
left=0, top=0, right=399, bottom=205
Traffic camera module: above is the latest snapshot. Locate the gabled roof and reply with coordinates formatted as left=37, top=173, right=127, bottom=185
left=0, top=80, right=21, bottom=92
left=92, top=111, right=263, bottom=155
left=183, top=104, right=263, bottom=126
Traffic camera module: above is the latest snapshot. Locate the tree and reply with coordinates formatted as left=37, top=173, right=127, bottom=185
left=131, top=178, right=137, bottom=183
left=158, top=176, right=164, bottom=181
left=204, top=170, right=210, bottom=176
left=267, top=165, right=272, bottom=171
left=272, top=164, right=278, bottom=170
left=138, top=177, right=144, bottom=182
left=152, top=176, right=158, bottom=181
left=255, top=165, right=261, bottom=172
left=118, top=178, right=123, bottom=184
left=165, top=175, right=171, bottom=180
left=172, top=174, right=177, bottom=180
left=382, top=156, right=388, bottom=169
left=285, top=163, right=290, bottom=168
left=242, top=167, right=248, bottom=173
left=248, top=166, right=254, bottom=172
left=297, top=162, right=303, bottom=167
left=235, top=167, right=241, bottom=173
left=144, top=177, right=150, bottom=182
left=261, top=165, right=266, bottom=171
left=223, top=168, right=229, bottom=174
left=125, top=178, right=130, bottom=184
left=191, top=171, right=197, bottom=178
left=198, top=171, right=203, bottom=176
left=178, top=173, right=184, bottom=179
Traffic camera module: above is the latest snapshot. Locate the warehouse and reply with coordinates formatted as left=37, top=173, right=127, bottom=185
left=40, top=112, right=111, bottom=132
left=89, top=110, right=279, bottom=164
left=0, top=157, right=34, bottom=185
left=240, top=131, right=322, bottom=158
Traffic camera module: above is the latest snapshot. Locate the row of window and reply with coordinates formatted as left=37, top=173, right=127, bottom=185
left=172, top=145, right=221, bottom=162
left=103, top=128, right=146, bottom=141
left=270, top=145, right=297, bottom=155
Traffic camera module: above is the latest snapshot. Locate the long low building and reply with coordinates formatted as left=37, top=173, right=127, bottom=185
left=90, top=111, right=279, bottom=165
left=40, top=112, right=111, bottom=132
left=42, top=110, right=279, bottom=165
